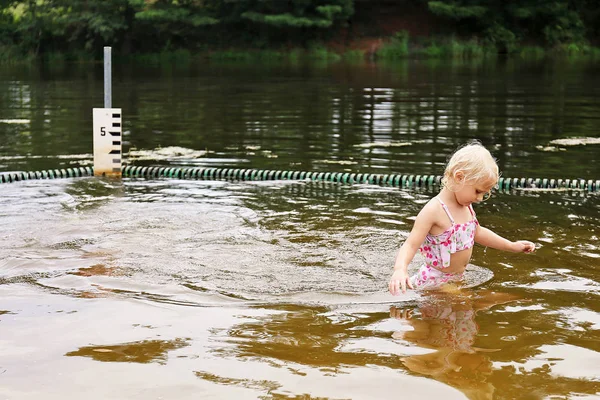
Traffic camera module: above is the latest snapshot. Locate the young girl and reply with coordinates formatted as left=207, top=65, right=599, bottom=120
left=389, top=141, right=535, bottom=295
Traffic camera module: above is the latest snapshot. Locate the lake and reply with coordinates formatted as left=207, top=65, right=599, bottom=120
left=0, top=57, right=599, bottom=399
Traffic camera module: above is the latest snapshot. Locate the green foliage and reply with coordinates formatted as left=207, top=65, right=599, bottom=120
left=308, top=43, right=341, bottom=61
left=43, top=50, right=66, bottom=64
left=377, top=30, right=409, bottom=60
left=484, top=23, right=518, bottom=52
left=0, top=0, right=598, bottom=60
left=240, top=1, right=352, bottom=29
left=552, top=42, right=600, bottom=57
left=135, top=8, right=218, bottom=26
left=316, top=5, right=343, bottom=20
left=428, top=0, right=594, bottom=50
left=342, top=49, right=365, bottom=61
left=542, top=10, right=585, bottom=45
left=131, top=0, right=220, bottom=52
left=445, top=38, right=463, bottom=57
left=416, top=36, right=494, bottom=59
left=519, top=45, right=545, bottom=59
left=242, top=12, right=332, bottom=28
left=418, top=41, right=443, bottom=57
left=289, top=47, right=303, bottom=63
left=208, top=49, right=289, bottom=63
left=428, top=2, right=487, bottom=19
left=0, top=44, right=27, bottom=64
left=463, top=39, right=495, bottom=58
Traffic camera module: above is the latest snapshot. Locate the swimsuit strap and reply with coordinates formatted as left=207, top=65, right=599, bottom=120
left=468, top=204, right=477, bottom=220
left=436, top=197, right=455, bottom=224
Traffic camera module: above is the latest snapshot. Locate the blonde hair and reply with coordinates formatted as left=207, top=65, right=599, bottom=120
left=442, top=141, right=499, bottom=191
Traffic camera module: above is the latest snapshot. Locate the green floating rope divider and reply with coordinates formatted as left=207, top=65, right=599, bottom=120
left=118, top=166, right=599, bottom=192
left=0, top=167, right=94, bottom=184
left=0, top=165, right=598, bottom=192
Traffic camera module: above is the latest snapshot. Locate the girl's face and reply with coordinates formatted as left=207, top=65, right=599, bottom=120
left=452, top=174, right=497, bottom=206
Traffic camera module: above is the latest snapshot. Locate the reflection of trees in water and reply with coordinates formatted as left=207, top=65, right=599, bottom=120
left=5, top=61, right=598, bottom=177
left=0, top=64, right=97, bottom=171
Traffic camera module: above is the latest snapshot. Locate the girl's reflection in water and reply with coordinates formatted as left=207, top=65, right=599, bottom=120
left=391, top=288, right=521, bottom=400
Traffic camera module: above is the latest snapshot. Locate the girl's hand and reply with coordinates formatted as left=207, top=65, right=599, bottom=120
left=389, top=268, right=413, bottom=295
left=511, top=240, right=536, bottom=253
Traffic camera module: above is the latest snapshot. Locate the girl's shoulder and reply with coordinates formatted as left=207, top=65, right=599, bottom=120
left=417, top=197, right=447, bottom=223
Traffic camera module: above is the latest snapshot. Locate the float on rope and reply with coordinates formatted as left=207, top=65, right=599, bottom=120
left=1, top=166, right=598, bottom=193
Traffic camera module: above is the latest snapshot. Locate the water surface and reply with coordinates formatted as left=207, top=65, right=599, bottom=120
left=0, top=59, right=599, bottom=399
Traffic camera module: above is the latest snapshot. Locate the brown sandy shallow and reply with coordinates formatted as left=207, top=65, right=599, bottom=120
left=0, top=285, right=467, bottom=400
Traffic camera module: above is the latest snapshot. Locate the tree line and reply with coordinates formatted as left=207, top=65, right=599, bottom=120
left=0, top=0, right=598, bottom=58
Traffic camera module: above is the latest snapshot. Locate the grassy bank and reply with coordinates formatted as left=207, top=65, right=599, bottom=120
left=375, top=31, right=600, bottom=61
left=2, top=36, right=600, bottom=66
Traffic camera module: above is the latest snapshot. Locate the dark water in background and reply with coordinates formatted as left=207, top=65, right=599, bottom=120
left=0, top=59, right=599, bottom=399
left=1, top=58, right=600, bottom=177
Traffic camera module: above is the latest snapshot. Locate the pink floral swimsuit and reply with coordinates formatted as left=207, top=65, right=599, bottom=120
left=410, top=197, right=479, bottom=290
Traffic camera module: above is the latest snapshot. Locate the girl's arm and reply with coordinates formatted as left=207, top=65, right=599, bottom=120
left=389, top=204, right=436, bottom=295
left=475, top=226, right=535, bottom=253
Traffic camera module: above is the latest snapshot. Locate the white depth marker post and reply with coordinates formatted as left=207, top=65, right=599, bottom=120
left=93, top=46, right=122, bottom=177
